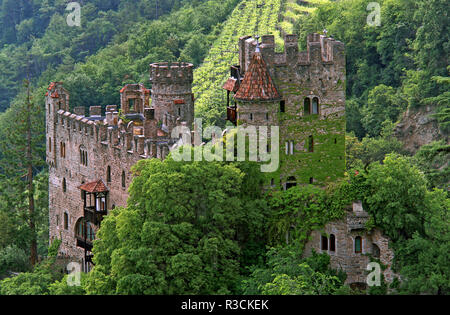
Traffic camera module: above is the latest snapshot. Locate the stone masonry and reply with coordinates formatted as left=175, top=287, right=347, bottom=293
left=46, top=62, right=194, bottom=267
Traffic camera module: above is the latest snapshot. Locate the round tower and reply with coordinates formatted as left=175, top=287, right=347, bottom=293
left=149, top=62, right=194, bottom=130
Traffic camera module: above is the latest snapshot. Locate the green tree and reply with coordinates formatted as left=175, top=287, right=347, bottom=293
left=85, top=150, right=267, bottom=295
left=363, top=154, right=429, bottom=241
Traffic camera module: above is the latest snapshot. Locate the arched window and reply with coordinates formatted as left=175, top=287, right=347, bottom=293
left=308, top=135, right=314, bottom=152
left=107, top=166, right=111, bottom=183
left=265, top=113, right=269, bottom=121
left=329, top=234, right=336, bottom=252
left=304, top=98, right=311, bottom=115
left=355, top=236, right=362, bottom=253
left=321, top=235, right=328, bottom=250
left=249, top=113, right=253, bottom=121
left=62, top=178, right=66, bottom=193
left=122, top=171, right=126, bottom=188
left=64, top=212, right=69, bottom=230
left=312, top=97, right=319, bottom=114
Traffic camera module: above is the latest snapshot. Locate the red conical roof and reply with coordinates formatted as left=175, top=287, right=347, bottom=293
left=234, top=52, right=280, bottom=101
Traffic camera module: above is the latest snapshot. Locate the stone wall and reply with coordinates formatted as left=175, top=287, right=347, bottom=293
left=46, top=62, right=195, bottom=263
left=303, top=202, right=397, bottom=286
left=231, top=34, right=346, bottom=188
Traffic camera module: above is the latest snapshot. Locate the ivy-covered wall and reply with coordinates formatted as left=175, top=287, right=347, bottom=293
left=235, top=34, right=346, bottom=187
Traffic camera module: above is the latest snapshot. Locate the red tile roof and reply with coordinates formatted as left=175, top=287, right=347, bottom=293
left=78, top=180, right=109, bottom=193
left=234, top=52, right=280, bottom=101
left=222, top=78, right=239, bottom=92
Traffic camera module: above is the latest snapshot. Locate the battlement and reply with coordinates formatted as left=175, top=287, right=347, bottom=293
left=150, top=62, right=194, bottom=85
left=239, top=33, right=345, bottom=72
left=53, top=107, right=175, bottom=159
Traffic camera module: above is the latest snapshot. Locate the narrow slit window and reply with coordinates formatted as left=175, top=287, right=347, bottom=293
left=330, top=234, right=336, bottom=252
left=304, top=98, right=311, bottom=115
left=64, top=212, right=68, bottom=230
left=312, top=97, right=319, bottom=114
left=280, top=100, right=285, bottom=113
left=355, top=236, right=362, bottom=253
left=308, top=136, right=314, bottom=152
left=321, top=235, right=328, bottom=250
left=122, top=171, right=126, bottom=188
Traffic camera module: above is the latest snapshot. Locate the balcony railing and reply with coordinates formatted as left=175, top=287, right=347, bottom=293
left=84, top=206, right=107, bottom=226
left=76, top=235, right=93, bottom=251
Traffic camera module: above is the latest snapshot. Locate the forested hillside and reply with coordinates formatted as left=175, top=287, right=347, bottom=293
left=0, top=0, right=448, bottom=296
left=0, top=0, right=240, bottom=279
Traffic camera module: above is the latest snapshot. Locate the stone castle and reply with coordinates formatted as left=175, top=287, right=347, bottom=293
left=46, top=33, right=395, bottom=286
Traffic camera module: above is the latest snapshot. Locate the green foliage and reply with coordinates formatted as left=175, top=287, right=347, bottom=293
left=412, top=140, right=449, bottom=190
left=361, top=84, right=407, bottom=137
left=0, top=245, right=32, bottom=279
left=266, top=181, right=354, bottom=247
left=241, top=247, right=347, bottom=295
left=85, top=150, right=268, bottom=295
left=0, top=256, right=65, bottom=295
left=363, top=154, right=429, bottom=242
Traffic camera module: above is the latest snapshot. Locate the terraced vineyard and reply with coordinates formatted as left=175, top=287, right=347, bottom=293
left=193, top=0, right=332, bottom=127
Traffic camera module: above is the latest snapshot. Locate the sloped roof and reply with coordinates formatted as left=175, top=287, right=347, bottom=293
left=234, top=53, right=280, bottom=101
left=222, top=78, right=239, bottom=92
left=78, top=180, right=109, bottom=193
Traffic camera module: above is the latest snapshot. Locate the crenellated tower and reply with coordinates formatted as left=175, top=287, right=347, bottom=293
left=224, top=33, right=346, bottom=189
left=150, top=62, right=195, bottom=132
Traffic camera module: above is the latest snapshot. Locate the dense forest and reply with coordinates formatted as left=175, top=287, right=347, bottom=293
left=0, top=0, right=448, bottom=295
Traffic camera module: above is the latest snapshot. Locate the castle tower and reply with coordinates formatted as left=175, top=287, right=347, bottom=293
left=224, top=33, right=346, bottom=189
left=45, top=82, right=69, bottom=169
left=149, top=62, right=195, bottom=131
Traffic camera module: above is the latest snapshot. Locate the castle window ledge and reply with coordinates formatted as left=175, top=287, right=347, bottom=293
left=127, top=150, right=134, bottom=154
left=101, top=141, right=109, bottom=146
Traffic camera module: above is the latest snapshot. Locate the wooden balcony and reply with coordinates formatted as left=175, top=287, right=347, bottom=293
left=84, top=206, right=107, bottom=226
left=76, top=236, right=93, bottom=252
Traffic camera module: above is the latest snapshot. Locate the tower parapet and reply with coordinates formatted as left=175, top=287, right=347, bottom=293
left=149, top=62, right=195, bottom=130
left=239, top=33, right=345, bottom=69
